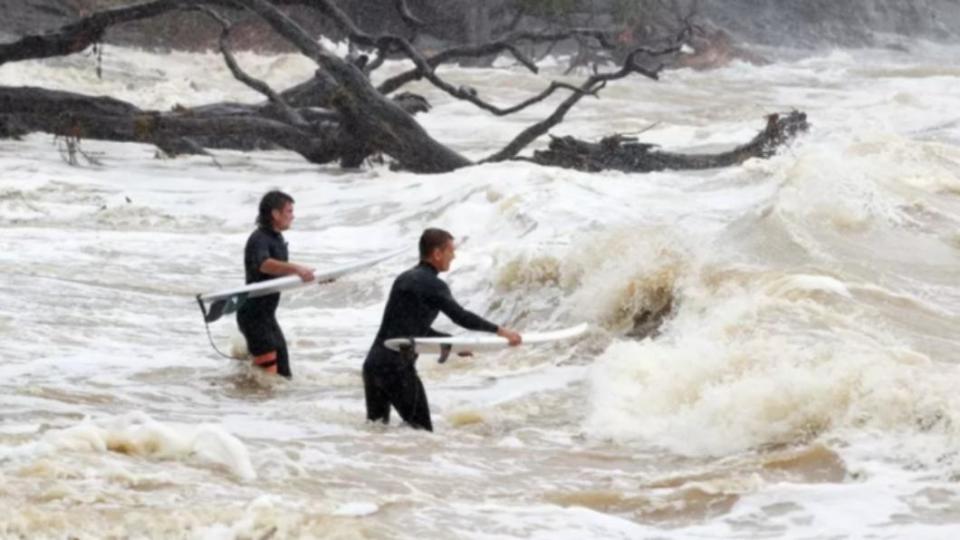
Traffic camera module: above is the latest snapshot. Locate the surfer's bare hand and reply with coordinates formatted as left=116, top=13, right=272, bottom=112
left=296, top=266, right=316, bottom=282
left=457, top=351, right=473, bottom=357
left=497, top=327, right=522, bottom=346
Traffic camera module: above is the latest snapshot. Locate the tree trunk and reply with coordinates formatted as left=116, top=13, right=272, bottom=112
left=233, top=0, right=473, bottom=173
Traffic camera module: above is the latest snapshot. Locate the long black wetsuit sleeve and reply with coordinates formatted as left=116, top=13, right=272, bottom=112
left=427, top=328, right=452, bottom=338
left=429, top=284, right=499, bottom=333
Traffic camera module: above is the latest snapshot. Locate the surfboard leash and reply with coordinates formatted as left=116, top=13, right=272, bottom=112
left=196, top=295, right=237, bottom=360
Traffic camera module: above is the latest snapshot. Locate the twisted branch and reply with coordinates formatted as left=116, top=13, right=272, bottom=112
left=230, top=0, right=470, bottom=172
left=393, top=0, right=425, bottom=30
left=0, top=0, right=198, bottom=65
left=484, top=44, right=680, bottom=163
left=188, top=5, right=306, bottom=127
left=376, top=28, right=619, bottom=95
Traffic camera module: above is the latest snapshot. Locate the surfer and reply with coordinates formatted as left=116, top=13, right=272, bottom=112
left=363, top=228, right=521, bottom=431
left=237, top=190, right=315, bottom=378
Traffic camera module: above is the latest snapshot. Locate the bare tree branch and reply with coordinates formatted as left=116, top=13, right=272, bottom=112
left=187, top=5, right=307, bottom=127
left=0, top=0, right=204, bottom=66
left=0, top=0, right=313, bottom=65
left=483, top=44, right=680, bottom=163
left=231, top=0, right=471, bottom=173
left=393, top=0, right=425, bottom=30
left=362, top=46, right=390, bottom=74
left=376, top=41, right=538, bottom=95
left=376, top=28, right=618, bottom=95
left=281, top=1, right=610, bottom=119
left=379, top=45, right=585, bottom=117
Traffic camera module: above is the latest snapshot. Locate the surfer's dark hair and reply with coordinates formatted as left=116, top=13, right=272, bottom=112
left=419, top=228, right=453, bottom=259
left=256, top=190, right=294, bottom=229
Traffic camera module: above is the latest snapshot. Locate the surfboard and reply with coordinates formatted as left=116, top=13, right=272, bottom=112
left=197, top=248, right=405, bottom=323
left=383, top=323, right=589, bottom=355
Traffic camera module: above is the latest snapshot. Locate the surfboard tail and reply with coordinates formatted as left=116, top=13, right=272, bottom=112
left=196, top=293, right=248, bottom=323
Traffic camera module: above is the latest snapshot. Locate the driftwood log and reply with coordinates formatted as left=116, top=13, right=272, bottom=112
left=531, top=111, right=810, bottom=172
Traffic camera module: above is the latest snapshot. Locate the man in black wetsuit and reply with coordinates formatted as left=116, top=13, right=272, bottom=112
left=237, top=190, right=315, bottom=378
left=363, top=228, right=522, bottom=431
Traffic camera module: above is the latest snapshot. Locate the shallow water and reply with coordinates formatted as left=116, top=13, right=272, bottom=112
left=1, top=41, right=960, bottom=539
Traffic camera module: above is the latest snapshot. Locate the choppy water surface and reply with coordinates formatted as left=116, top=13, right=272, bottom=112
left=1, top=42, right=959, bottom=539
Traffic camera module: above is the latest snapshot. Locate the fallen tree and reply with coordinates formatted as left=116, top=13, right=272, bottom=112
left=0, top=85, right=344, bottom=160
left=0, top=0, right=808, bottom=173
left=530, top=111, right=810, bottom=172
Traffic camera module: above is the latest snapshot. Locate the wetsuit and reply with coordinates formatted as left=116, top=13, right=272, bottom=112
left=363, top=261, right=499, bottom=431
left=236, top=227, right=291, bottom=377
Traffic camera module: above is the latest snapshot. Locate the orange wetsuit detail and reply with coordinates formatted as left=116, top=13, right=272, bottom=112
left=253, top=351, right=278, bottom=374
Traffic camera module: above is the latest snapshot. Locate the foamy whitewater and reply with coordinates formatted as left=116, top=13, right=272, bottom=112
left=1, top=39, right=960, bottom=539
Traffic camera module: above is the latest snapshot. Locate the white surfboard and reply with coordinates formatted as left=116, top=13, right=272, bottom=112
left=383, top=323, right=589, bottom=355
left=197, top=248, right=405, bottom=323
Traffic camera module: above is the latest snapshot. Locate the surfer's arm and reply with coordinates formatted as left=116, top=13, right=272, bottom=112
left=260, top=259, right=315, bottom=282
left=426, top=328, right=452, bottom=338
left=248, top=233, right=314, bottom=281
left=429, top=286, right=499, bottom=333
left=428, top=281, right=521, bottom=345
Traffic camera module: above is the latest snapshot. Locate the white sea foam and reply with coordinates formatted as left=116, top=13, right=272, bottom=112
left=41, top=412, right=257, bottom=480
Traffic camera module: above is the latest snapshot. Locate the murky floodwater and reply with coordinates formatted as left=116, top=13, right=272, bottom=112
left=1, top=40, right=960, bottom=539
